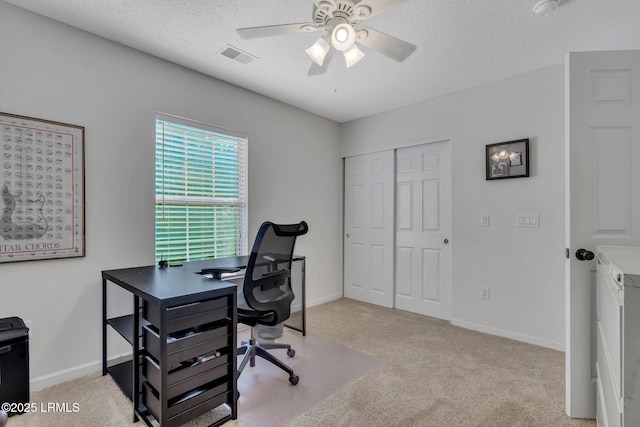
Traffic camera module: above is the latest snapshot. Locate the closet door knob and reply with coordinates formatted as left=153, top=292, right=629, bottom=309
left=443, top=238, right=449, bottom=244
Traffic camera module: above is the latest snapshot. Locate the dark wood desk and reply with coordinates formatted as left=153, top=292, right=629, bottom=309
left=102, top=260, right=238, bottom=427
left=101, top=255, right=305, bottom=427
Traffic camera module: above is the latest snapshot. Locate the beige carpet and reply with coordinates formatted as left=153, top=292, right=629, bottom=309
left=291, top=298, right=595, bottom=427
left=7, top=298, right=596, bottom=427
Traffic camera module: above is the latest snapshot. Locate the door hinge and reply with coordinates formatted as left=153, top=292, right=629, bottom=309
left=565, top=248, right=570, bottom=259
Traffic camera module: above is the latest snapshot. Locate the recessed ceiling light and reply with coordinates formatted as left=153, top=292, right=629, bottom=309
left=532, top=0, right=559, bottom=16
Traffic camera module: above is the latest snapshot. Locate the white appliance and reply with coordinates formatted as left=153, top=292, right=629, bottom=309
left=595, top=245, right=640, bottom=427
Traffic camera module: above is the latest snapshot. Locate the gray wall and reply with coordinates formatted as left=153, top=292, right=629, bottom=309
left=341, top=66, right=567, bottom=349
left=0, top=2, right=342, bottom=389
left=339, top=18, right=640, bottom=350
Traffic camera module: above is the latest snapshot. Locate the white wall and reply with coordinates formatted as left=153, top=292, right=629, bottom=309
left=341, top=66, right=567, bottom=349
left=0, top=2, right=342, bottom=389
left=339, top=18, right=640, bottom=351
left=595, top=20, right=640, bottom=51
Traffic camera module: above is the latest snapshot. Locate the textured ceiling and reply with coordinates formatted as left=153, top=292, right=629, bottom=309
left=5, top=0, right=640, bottom=123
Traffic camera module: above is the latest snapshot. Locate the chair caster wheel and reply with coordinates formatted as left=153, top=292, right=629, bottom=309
left=289, top=374, right=299, bottom=385
left=287, top=348, right=295, bottom=357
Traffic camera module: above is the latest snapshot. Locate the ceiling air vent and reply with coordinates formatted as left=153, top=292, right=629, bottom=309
left=220, top=45, right=257, bottom=65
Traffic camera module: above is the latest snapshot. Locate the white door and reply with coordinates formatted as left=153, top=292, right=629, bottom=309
left=566, top=50, right=640, bottom=418
left=344, top=151, right=395, bottom=308
left=395, top=141, right=452, bottom=320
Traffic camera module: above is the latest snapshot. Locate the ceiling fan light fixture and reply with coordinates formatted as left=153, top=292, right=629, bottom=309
left=343, top=43, right=365, bottom=68
left=237, top=0, right=416, bottom=75
left=305, top=37, right=331, bottom=66
left=331, top=23, right=356, bottom=51
left=532, top=0, right=559, bottom=16
left=335, top=27, right=349, bottom=43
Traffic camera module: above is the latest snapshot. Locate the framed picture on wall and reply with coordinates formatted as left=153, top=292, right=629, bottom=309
left=0, top=112, right=85, bottom=263
left=486, top=138, right=529, bottom=180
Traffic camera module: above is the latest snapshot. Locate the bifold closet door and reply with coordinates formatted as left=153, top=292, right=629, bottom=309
left=395, top=141, right=452, bottom=320
left=344, top=151, right=395, bottom=308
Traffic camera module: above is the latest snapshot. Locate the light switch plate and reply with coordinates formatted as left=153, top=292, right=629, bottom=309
left=517, top=213, right=539, bottom=228
left=480, top=214, right=490, bottom=227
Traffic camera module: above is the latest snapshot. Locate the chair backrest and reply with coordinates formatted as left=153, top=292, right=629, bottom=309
left=243, top=221, right=308, bottom=325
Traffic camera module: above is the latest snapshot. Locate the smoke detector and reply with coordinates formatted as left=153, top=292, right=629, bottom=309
left=532, top=0, right=559, bottom=16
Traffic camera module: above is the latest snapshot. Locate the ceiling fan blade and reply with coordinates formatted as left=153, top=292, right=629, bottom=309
left=308, top=48, right=334, bottom=76
left=237, top=22, right=321, bottom=39
left=355, top=27, right=416, bottom=62
left=354, top=0, right=410, bottom=19
left=308, top=61, right=328, bottom=76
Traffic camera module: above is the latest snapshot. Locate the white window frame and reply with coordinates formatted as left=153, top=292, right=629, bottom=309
left=155, top=113, right=248, bottom=262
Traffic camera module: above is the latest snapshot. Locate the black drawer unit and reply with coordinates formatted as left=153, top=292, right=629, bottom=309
left=140, top=297, right=235, bottom=427
left=143, top=353, right=230, bottom=400
left=143, top=381, right=231, bottom=427
left=0, top=317, right=29, bottom=416
left=143, top=322, right=229, bottom=369
left=144, top=297, right=228, bottom=335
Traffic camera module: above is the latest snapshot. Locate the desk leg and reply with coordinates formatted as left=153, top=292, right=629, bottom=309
left=102, top=278, right=107, bottom=376
left=284, top=258, right=306, bottom=336
left=132, top=295, right=140, bottom=423
left=301, top=258, right=306, bottom=336
left=230, top=292, right=238, bottom=420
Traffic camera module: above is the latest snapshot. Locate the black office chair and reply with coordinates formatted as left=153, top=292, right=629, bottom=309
left=234, top=221, right=308, bottom=385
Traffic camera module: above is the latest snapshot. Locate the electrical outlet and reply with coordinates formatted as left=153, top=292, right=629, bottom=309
left=480, top=214, right=490, bottom=227
left=481, top=287, right=490, bottom=300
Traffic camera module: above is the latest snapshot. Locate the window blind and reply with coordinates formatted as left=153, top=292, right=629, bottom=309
left=155, top=113, right=248, bottom=262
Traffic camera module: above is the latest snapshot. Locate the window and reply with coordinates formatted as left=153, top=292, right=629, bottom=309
left=155, top=113, right=247, bottom=262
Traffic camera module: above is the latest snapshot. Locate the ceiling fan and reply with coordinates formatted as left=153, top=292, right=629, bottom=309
left=236, top=0, right=417, bottom=75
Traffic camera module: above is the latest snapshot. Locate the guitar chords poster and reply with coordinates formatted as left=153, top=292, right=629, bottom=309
left=0, top=112, right=85, bottom=263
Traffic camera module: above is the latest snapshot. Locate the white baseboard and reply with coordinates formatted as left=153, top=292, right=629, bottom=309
left=291, top=292, right=342, bottom=314
left=451, top=318, right=565, bottom=352
left=307, top=292, right=343, bottom=308
left=30, top=354, right=129, bottom=392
